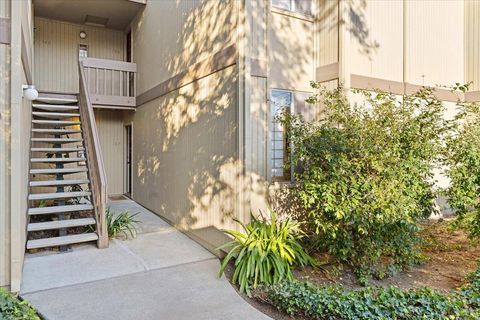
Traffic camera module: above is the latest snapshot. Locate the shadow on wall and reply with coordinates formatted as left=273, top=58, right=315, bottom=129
left=131, top=0, right=380, bottom=249
left=133, top=0, right=248, bottom=248
left=344, top=0, right=379, bottom=57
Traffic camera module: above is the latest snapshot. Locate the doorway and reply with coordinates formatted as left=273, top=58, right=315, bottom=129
left=124, top=124, right=132, bottom=197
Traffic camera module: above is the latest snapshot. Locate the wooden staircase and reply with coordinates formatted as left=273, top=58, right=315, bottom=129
left=27, top=97, right=101, bottom=250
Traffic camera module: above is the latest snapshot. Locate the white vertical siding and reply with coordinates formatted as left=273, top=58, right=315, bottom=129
left=346, top=0, right=403, bottom=82
left=34, top=18, right=124, bottom=93
left=317, top=0, right=338, bottom=67
left=249, top=0, right=267, bottom=61
left=405, top=0, right=464, bottom=86
left=94, top=109, right=125, bottom=196
left=269, top=11, right=315, bottom=92
left=132, top=66, right=240, bottom=251
left=465, top=0, right=480, bottom=90
left=132, top=0, right=236, bottom=94
left=246, top=76, right=268, bottom=178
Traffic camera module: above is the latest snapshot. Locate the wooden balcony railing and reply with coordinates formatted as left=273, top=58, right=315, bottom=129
left=81, top=57, right=137, bottom=108
left=78, top=60, right=108, bottom=248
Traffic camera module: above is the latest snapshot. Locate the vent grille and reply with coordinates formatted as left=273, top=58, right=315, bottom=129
left=84, top=15, right=109, bottom=27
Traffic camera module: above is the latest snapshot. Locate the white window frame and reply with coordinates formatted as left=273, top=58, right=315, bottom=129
left=269, top=89, right=295, bottom=182
left=78, top=44, right=88, bottom=59
left=271, top=0, right=313, bottom=16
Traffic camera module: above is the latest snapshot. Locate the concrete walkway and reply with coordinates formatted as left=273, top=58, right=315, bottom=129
left=20, top=199, right=271, bottom=320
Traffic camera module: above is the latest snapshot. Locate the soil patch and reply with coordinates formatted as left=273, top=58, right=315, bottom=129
left=294, top=219, right=479, bottom=292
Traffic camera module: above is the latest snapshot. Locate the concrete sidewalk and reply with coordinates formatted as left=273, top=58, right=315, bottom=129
left=20, top=199, right=271, bottom=320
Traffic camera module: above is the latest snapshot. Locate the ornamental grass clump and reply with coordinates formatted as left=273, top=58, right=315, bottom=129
left=280, top=84, right=451, bottom=282
left=105, top=207, right=140, bottom=239
left=218, top=211, right=314, bottom=295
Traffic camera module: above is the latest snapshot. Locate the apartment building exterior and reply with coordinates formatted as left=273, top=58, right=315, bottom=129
left=0, top=0, right=479, bottom=292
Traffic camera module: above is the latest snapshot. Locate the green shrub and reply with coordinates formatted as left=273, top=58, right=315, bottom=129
left=280, top=85, right=450, bottom=282
left=218, top=211, right=314, bottom=295
left=105, top=207, right=140, bottom=239
left=445, top=103, right=480, bottom=238
left=264, top=262, right=480, bottom=320
left=0, top=288, right=40, bottom=320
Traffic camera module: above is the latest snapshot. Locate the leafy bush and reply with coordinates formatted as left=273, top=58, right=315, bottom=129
left=105, top=207, right=140, bottom=239
left=0, top=288, right=40, bottom=320
left=218, top=211, right=314, bottom=295
left=280, top=85, right=450, bottom=282
left=445, top=103, right=480, bottom=238
left=264, top=262, right=480, bottom=320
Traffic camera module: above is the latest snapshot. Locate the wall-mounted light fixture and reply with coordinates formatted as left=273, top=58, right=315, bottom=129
left=79, top=31, right=87, bottom=39
left=22, top=85, right=38, bottom=101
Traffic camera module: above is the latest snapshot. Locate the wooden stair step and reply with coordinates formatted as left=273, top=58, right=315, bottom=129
left=28, top=204, right=93, bottom=215
left=33, top=104, right=79, bottom=112
left=32, top=119, right=80, bottom=126
left=27, top=218, right=96, bottom=232
left=31, top=147, right=85, bottom=153
left=30, top=179, right=89, bottom=187
left=32, top=128, right=82, bottom=134
left=26, top=233, right=98, bottom=249
left=35, top=97, right=78, bottom=104
left=31, top=157, right=85, bottom=163
left=31, top=138, right=82, bottom=143
left=29, top=191, right=91, bottom=200
left=30, top=167, right=88, bottom=175
left=32, top=111, right=80, bottom=119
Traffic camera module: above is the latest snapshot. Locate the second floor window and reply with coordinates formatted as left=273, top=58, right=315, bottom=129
left=272, top=0, right=312, bottom=16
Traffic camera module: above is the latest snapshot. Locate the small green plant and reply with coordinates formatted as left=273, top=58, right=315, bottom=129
left=218, top=211, right=314, bottom=296
left=105, top=207, right=140, bottom=239
left=264, top=261, right=480, bottom=319
left=38, top=200, right=48, bottom=208
left=0, top=288, right=40, bottom=320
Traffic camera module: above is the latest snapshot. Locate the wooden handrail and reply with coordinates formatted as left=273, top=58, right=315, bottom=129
left=81, top=57, right=137, bottom=73
left=81, top=57, right=137, bottom=107
left=78, top=60, right=108, bottom=248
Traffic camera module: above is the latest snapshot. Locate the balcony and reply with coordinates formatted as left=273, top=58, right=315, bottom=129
left=81, top=58, right=137, bottom=109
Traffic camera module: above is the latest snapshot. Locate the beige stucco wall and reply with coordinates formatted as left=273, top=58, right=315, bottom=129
left=34, top=17, right=124, bottom=94
left=131, top=66, right=241, bottom=251
left=131, top=0, right=237, bottom=94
